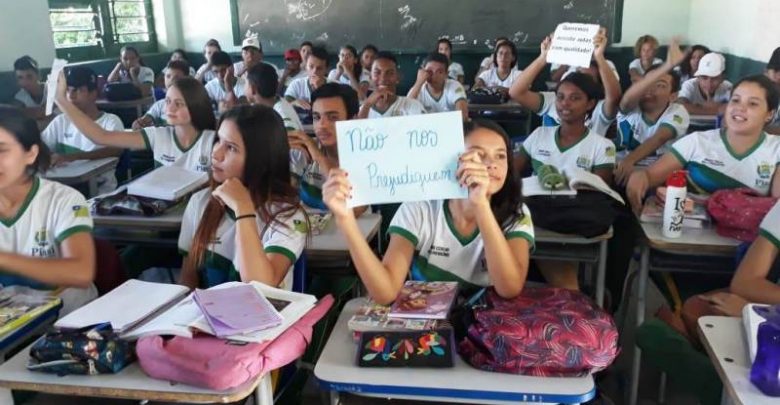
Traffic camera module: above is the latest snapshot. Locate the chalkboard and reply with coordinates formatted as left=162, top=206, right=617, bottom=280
left=229, top=0, right=624, bottom=54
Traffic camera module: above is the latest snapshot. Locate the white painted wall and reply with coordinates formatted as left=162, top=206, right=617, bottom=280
left=178, top=0, right=238, bottom=53
left=614, top=0, right=691, bottom=47
left=688, top=0, right=780, bottom=62
left=0, top=0, right=56, bottom=69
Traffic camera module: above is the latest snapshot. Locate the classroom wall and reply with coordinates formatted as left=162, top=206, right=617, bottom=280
left=0, top=0, right=55, bottom=70
left=178, top=0, right=238, bottom=53
left=614, top=0, right=691, bottom=47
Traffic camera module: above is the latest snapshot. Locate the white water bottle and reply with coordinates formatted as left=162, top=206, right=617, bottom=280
left=662, top=170, right=687, bottom=238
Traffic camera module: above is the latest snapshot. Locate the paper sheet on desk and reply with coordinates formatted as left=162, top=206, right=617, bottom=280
left=46, top=59, right=68, bottom=115
left=546, top=23, right=600, bottom=68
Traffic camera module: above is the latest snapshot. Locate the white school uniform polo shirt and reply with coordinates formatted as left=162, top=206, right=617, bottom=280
left=416, top=79, right=467, bottom=114
left=42, top=112, right=124, bottom=194
left=448, top=62, right=465, bottom=81
left=388, top=199, right=535, bottom=288
left=118, top=66, right=155, bottom=84
left=284, top=77, right=315, bottom=102
left=282, top=69, right=308, bottom=88
left=289, top=149, right=326, bottom=209
left=14, top=88, right=44, bottom=108
left=327, top=69, right=358, bottom=86
left=178, top=188, right=307, bottom=289
left=678, top=78, right=733, bottom=105
left=140, top=127, right=215, bottom=172
left=536, top=91, right=614, bottom=137
left=0, top=178, right=92, bottom=288
left=477, top=67, right=521, bottom=88
left=520, top=126, right=616, bottom=174
left=629, top=58, right=663, bottom=76
left=760, top=201, right=780, bottom=249
left=145, top=99, right=167, bottom=126
left=617, top=103, right=690, bottom=154
left=205, top=78, right=246, bottom=105
left=669, top=128, right=780, bottom=196
left=367, top=96, right=426, bottom=118
left=274, top=98, right=304, bottom=131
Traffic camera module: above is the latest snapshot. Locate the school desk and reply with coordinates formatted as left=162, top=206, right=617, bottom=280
left=96, top=95, right=155, bottom=119
left=688, top=114, right=720, bottom=132
left=628, top=223, right=740, bottom=405
left=0, top=340, right=275, bottom=404
left=44, top=157, right=119, bottom=197
left=698, top=315, right=776, bottom=405
left=315, top=298, right=596, bottom=405
left=534, top=227, right=613, bottom=308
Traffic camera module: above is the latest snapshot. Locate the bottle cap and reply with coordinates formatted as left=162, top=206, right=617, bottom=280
left=666, top=170, right=687, bottom=188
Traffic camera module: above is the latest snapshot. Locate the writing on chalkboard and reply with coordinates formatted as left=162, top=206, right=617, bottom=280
left=336, top=111, right=466, bottom=207
left=289, top=0, right=333, bottom=21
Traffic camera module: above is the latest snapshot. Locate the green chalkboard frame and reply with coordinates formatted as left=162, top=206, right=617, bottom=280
left=228, top=0, right=624, bottom=55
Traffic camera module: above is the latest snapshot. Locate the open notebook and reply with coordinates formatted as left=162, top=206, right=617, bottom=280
left=523, top=167, right=624, bottom=204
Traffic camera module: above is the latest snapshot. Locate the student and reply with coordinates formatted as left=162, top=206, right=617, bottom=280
left=677, top=53, right=733, bottom=115
left=514, top=70, right=616, bottom=290
left=358, top=52, right=425, bottom=119
left=12, top=56, right=46, bottom=119
left=322, top=119, right=534, bottom=304
left=194, top=39, right=222, bottom=84
left=289, top=83, right=367, bottom=216
left=165, top=49, right=196, bottom=77
left=178, top=105, right=307, bottom=290
left=676, top=44, right=710, bottom=83
left=437, top=38, right=465, bottom=83
left=0, top=107, right=97, bottom=315
left=510, top=29, right=621, bottom=139
left=627, top=74, right=780, bottom=214
left=765, top=47, right=780, bottom=135
left=614, top=40, right=690, bottom=186
left=107, top=46, right=154, bottom=97
left=628, top=35, right=663, bottom=83
left=42, top=67, right=123, bottom=194
left=284, top=46, right=329, bottom=110
left=277, top=49, right=307, bottom=95
left=407, top=52, right=468, bottom=120
left=327, top=45, right=367, bottom=99
left=133, top=60, right=189, bottom=129
left=473, top=41, right=521, bottom=96
left=205, top=51, right=244, bottom=114
left=359, top=44, right=379, bottom=86
left=300, top=41, right=314, bottom=64
left=55, top=74, right=217, bottom=173
left=245, top=63, right=304, bottom=131
left=233, top=37, right=267, bottom=78
left=474, top=37, right=509, bottom=83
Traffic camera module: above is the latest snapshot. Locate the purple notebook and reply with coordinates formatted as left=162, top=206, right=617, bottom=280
left=388, top=281, right=458, bottom=320
left=193, top=284, right=283, bottom=338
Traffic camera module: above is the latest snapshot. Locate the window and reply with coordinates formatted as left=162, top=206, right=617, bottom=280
left=48, top=0, right=157, bottom=61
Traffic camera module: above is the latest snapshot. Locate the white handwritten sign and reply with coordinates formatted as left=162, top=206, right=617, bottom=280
left=336, top=111, right=467, bottom=207
left=45, top=59, right=68, bottom=116
left=546, top=23, right=600, bottom=68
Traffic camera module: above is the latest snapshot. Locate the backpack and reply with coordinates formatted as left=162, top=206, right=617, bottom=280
left=136, top=295, right=333, bottom=390
left=457, top=287, right=619, bottom=377
left=466, top=88, right=507, bottom=105
left=524, top=191, right=619, bottom=238
left=707, top=188, right=778, bottom=242
left=103, top=82, right=142, bottom=101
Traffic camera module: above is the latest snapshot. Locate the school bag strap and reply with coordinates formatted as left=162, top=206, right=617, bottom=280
left=135, top=294, right=334, bottom=390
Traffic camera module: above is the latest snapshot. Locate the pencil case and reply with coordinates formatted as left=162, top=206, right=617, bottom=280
left=355, top=325, right=454, bottom=368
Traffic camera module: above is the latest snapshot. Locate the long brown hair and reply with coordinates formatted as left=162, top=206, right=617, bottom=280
left=186, top=105, right=304, bottom=272
left=172, top=77, right=216, bottom=132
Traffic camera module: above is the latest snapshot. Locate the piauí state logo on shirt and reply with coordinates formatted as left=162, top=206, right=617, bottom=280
left=673, top=115, right=684, bottom=125
left=757, top=162, right=773, bottom=179
left=576, top=156, right=592, bottom=169
left=605, top=146, right=616, bottom=158
left=197, top=155, right=210, bottom=172
left=31, top=227, right=55, bottom=258
left=34, top=228, right=48, bottom=247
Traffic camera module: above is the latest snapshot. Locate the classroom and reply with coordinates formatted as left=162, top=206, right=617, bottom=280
left=0, top=0, right=779, bottom=404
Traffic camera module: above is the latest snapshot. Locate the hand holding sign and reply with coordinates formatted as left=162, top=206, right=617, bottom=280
left=456, top=150, right=491, bottom=207
left=46, top=59, right=68, bottom=116
left=546, top=23, right=600, bottom=68
left=335, top=111, right=467, bottom=208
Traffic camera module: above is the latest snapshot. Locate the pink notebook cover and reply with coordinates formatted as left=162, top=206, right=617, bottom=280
left=388, top=281, right=458, bottom=319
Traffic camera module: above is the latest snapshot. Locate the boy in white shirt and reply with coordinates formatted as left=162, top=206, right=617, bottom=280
left=437, top=38, right=464, bottom=83
left=132, top=60, right=189, bottom=129
left=42, top=67, right=124, bottom=195
left=677, top=53, right=733, bottom=116
left=194, top=39, right=221, bottom=84
left=204, top=51, right=244, bottom=115
left=407, top=52, right=468, bottom=120
left=358, top=52, right=426, bottom=119
left=284, top=46, right=330, bottom=110
left=244, top=63, right=304, bottom=132
left=277, top=49, right=307, bottom=95
left=12, top=56, right=46, bottom=120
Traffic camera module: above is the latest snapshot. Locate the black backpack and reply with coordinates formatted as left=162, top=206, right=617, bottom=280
left=103, top=82, right=142, bottom=101
left=524, top=190, right=620, bottom=238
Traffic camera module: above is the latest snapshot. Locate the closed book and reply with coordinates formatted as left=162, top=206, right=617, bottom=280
left=127, top=166, right=208, bottom=201
left=388, top=281, right=458, bottom=320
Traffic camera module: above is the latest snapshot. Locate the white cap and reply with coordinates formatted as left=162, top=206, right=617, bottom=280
left=241, top=37, right=261, bottom=51
left=694, top=53, right=725, bottom=77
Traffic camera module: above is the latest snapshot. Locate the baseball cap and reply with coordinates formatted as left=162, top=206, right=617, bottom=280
left=694, top=53, right=726, bottom=77
left=66, top=66, right=98, bottom=91
left=284, top=49, right=302, bottom=61
left=242, top=37, right=262, bottom=52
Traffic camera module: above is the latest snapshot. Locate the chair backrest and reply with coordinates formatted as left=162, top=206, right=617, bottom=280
left=292, top=253, right=307, bottom=293
left=93, top=239, right=128, bottom=296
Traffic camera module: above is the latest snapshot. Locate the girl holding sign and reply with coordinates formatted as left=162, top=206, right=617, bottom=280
left=179, top=105, right=308, bottom=290
left=322, top=120, right=534, bottom=304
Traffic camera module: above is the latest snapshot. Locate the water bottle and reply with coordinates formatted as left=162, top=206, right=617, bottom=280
left=662, top=170, right=687, bottom=238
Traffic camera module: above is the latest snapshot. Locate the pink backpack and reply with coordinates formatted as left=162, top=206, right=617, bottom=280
left=457, top=287, right=619, bottom=377
left=136, top=295, right=333, bottom=390
left=707, top=188, right=778, bottom=242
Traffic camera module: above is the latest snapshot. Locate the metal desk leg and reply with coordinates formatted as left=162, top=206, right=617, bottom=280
left=254, top=373, right=274, bottom=405
left=629, top=245, right=650, bottom=405
left=329, top=391, right=341, bottom=405
left=596, top=239, right=607, bottom=308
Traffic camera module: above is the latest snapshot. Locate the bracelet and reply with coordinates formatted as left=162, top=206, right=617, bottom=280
left=235, top=213, right=256, bottom=221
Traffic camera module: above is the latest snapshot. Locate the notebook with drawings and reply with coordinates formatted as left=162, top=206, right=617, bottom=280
left=192, top=284, right=283, bottom=338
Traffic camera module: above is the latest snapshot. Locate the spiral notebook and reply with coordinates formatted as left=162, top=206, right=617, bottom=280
left=192, top=284, right=283, bottom=338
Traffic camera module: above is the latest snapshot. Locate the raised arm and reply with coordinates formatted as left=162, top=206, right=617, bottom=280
left=620, top=38, right=687, bottom=112
left=407, top=69, right=428, bottom=100
left=323, top=169, right=412, bottom=304
left=594, top=28, right=621, bottom=119
left=508, top=36, right=551, bottom=111
left=53, top=72, right=146, bottom=150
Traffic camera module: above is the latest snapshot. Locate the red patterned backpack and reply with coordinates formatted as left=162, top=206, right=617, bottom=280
left=457, top=287, right=619, bottom=377
left=707, top=188, right=778, bottom=242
